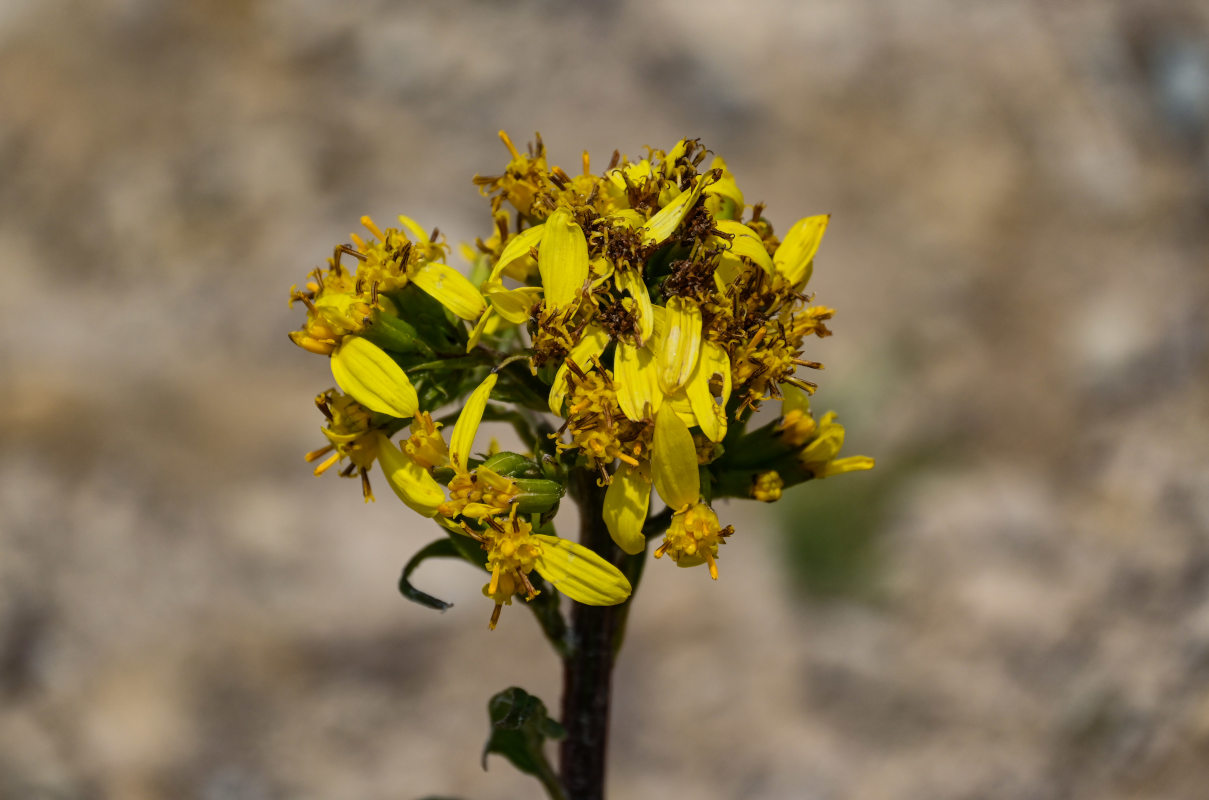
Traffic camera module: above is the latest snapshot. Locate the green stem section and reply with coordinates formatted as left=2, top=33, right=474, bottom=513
left=558, top=470, right=626, bottom=800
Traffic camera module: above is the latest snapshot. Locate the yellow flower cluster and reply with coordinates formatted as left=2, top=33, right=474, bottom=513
left=287, top=132, right=873, bottom=627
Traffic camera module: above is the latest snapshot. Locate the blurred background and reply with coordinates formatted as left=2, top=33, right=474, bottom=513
left=3, top=0, right=1209, bottom=798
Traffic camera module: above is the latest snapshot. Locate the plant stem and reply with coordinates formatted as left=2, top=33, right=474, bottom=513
left=559, top=470, right=623, bottom=800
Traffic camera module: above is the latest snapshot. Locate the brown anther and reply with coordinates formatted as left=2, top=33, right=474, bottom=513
left=314, top=393, right=334, bottom=420
left=337, top=244, right=367, bottom=262
left=518, top=570, right=538, bottom=600
left=607, top=150, right=621, bottom=170
left=359, top=467, right=373, bottom=501
left=564, top=358, right=587, bottom=381
left=459, top=521, right=486, bottom=543
left=292, top=291, right=317, bottom=313
left=785, top=376, right=818, bottom=392
left=793, top=358, right=824, bottom=370
left=339, top=462, right=357, bottom=478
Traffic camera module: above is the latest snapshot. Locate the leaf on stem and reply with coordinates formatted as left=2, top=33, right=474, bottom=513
left=482, top=687, right=566, bottom=777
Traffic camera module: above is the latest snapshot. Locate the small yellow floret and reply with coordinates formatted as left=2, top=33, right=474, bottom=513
left=654, top=502, right=734, bottom=579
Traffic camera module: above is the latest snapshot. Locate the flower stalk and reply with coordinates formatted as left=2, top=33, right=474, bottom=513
left=559, top=470, right=626, bottom=800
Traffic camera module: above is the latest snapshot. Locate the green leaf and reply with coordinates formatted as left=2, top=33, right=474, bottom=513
left=482, top=687, right=565, bottom=778
left=398, top=539, right=465, bottom=610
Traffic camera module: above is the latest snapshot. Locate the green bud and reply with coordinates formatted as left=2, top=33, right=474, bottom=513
left=511, top=478, right=565, bottom=515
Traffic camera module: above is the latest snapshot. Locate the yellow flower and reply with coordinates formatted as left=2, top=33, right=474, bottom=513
left=653, top=502, right=734, bottom=579
left=303, top=389, right=383, bottom=501
left=751, top=470, right=783, bottom=502
left=479, top=508, right=633, bottom=629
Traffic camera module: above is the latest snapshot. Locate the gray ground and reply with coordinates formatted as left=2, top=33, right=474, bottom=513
left=3, top=1, right=1209, bottom=798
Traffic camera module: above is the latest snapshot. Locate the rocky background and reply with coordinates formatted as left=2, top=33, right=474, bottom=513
left=3, top=1, right=1209, bottom=798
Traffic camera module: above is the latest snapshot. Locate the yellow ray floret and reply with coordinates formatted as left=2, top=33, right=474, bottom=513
left=773, top=214, right=829, bottom=288
left=538, top=207, right=588, bottom=309
left=651, top=404, right=700, bottom=510
left=614, top=341, right=662, bottom=422
left=603, top=461, right=651, bottom=555
left=654, top=502, right=733, bottom=579
left=330, top=336, right=418, bottom=418
left=532, top=535, right=632, bottom=606
left=451, top=373, right=498, bottom=471
left=375, top=432, right=446, bottom=517
left=657, top=297, right=703, bottom=394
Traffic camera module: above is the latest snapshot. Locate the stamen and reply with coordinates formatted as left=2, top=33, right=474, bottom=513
left=304, top=444, right=335, bottom=463
left=704, top=550, right=719, bottom=580
left=498, top=130, right=520, bottom=160
left=360, top=216, right=385, bottom=240
left=312, top=451, right=340, bottom=476
left=360, top=467, right=374, bottom=502
left=489, top=562, right=502, bottom=596
left=518, top=570, right=538, bottom=600
left=314, top=394, right=334, bottom=420
left=489, top=603, right=503, bottom=630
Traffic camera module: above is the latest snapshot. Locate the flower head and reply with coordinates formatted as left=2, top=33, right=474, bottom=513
left=289, top=132, right=873, bottom=624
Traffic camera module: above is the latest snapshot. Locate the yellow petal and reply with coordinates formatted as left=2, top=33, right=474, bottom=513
left=487, top=285, right=543, bottom=324
left=603, top=462, right=650, bottom=555
left=375, top=432, right=444, bottom=517
left=714, top=219, right=773, bottom=273
left=614, top=268, right=654, bottom=344
left=652, top=404, right=700, bottom=510
left=685, top=341, right=731, bottom=443
left=548, top=324, right=609, bottom=414
left=490, top=224, right=545, bottom=283
left=781, top=384, right=812, bottom=417
left=395, top=215, right=430, bottom=243
left=817, top=455, right=875, bottom=477
left=614, top=341, right=662, bottom=422
left=589, top=256, right=614, bottom=289
left=330, top=336, right=418, bottom=418
left=538, top=208, right=588, bottom=308
left=533, top=535, right=632, bottom=606
left=411, top=262, right=486, bottom=321
left=466, top=306, right=495, bottom=352
left=450, top=373, right=498, bottom=470
left=774, top=214, right=829, bottom=287
left=703, top=156, right=744, bottom=212
left=657, top=297, right=702, bottom=394
left=799, top=412, right=845, bottom=464
left=642, top=172, right=713, bottom=245
left=607, top=209, right=645, bottom=229
left=664, top=391, right=698, bottom=428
